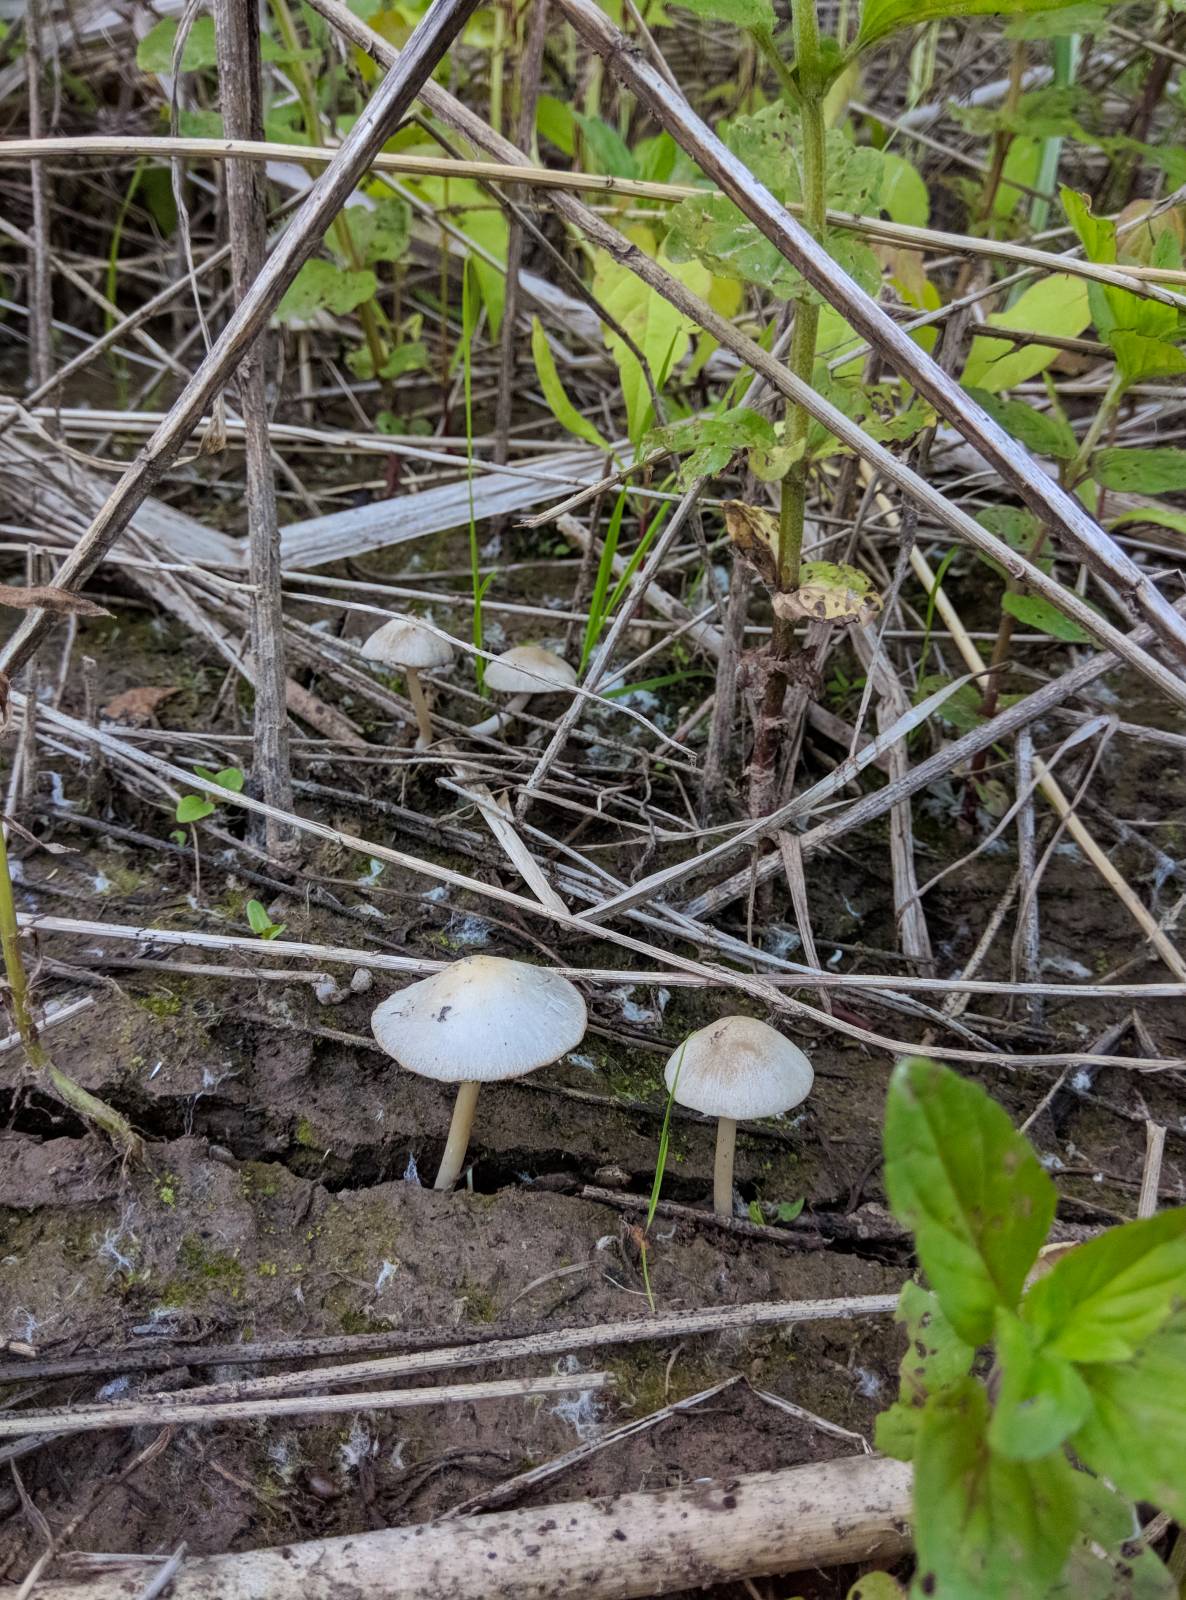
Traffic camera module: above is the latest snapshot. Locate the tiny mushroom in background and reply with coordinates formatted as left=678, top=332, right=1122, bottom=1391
left=469, top=644, right=576, bottom=738
left=371, top=954, right=587, bottom=1190
left=361, top=617, right=455, bottom=749
left=664, top=1016, right=813, bottom=1218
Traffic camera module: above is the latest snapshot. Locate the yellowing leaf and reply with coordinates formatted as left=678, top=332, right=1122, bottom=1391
left=593, top=245, right=708, bottom=444
left=961, top=275, right=1091, bottom=392
left=774, top=560, right=883, bottom=625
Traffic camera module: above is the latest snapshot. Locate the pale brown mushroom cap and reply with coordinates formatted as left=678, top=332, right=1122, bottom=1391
left=362, top=618, right=455, bottom=671
left=664, top=1016, right=813, bottom=1120
left=371, top=955, right=587, bottom=1083
left=484, top=645, right=576, bottom=696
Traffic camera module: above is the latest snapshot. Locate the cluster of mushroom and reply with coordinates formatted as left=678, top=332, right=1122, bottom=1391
left=370, top=954, right=813, bottom=1211
left=361, top=616, right=575, bottom=749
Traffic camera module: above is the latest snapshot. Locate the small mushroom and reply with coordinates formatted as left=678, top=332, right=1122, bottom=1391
left=469, top=645, right=576, bottom=739
left=361, top=618, right=455, bottom=749
left=664, top=1016, right=813, bottom=1218
left=371, top=954, right=587, bottom=1190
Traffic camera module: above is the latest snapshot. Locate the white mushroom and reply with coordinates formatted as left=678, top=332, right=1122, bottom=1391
left=371, top=954, right=587, bottom=1190
left=469, top=645, right=576, bottom=739
left=361, top=618, right=455, bottom=749
left=664, top=1016, right=813, bottom=1217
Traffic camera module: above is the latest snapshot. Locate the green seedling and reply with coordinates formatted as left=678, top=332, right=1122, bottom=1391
left=174, top=766, right=245, bottom=826
left=879, top=1056, right=1185, bottom=1599
left=245, top=899, right=286, bottom=941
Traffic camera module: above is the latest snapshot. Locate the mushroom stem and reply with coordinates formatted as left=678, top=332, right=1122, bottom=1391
left=434, top=1079, right=482, bottom=1190
left=713, top=1116, right=738, bottom=1217
left=405, top=668, right=434, bottom=750
left=468, top=693, right=531, bottom=740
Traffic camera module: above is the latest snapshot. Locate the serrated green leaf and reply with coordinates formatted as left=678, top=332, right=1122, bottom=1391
left=1050, top=1474, right=1177, bottom=1600
left=965, top=388, right=1077, bottom=461
left=989, top=1310, right=1093, bottom=1460
left=1006, top=1, right=1110, bottom=36
left=913, top=1378, right=1079, bottom=1599
left=646, top=404, right=775, bottom=483
left=1074, top=1314, right=1186, bottom=1521
left=274, top=260, right=377, bottom=323
left=176, top=795, right=215, bottom=824
left=136, top=15, right=218, bottom=73
left=676, top=0, right=775, bottom=28
left=1093, top=447, right=1186, bottom=493
left=1107, top=330, right=1186, bottom=386
left=878, top=1280, right=974, bottom=1460
left=1022, top=1208, right=1186, bottom=1362
left=856, top=0, right=1104, bottom=52
left=1001, top=591, right=1094, bottom=644
left=531, top=319, right=611, bottom=452
left=884, top=1057, right=1056, bottom=1345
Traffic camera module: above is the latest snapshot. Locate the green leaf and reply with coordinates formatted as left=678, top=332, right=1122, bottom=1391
left=1107, top=329, right=1186, bottom=387
left=1001, top=592, right=1094, bottom=645
left=246, top=899, right=286, bottom=941
left=168, top=829, right=187, bottom=847
left=965, top=388, right=1077, bottom=461
left=537, top=95, right=575, bottom=156
left=878, top=151, right=930, bottom=227
left=1074, top=1314, right=1186, bottom=1521
left=1093, top=446, right=1186, bottom=493
left=845, top=1577, right=906, bottom=1600
left=531, top=318, right=611, bottom=452
left=574, top=113, right=638, bottom=179
left=176, top=795, right=215, bottom=824
left=1005, top=1, right=1110, bottom=36
left=1022, top=1208, right=1186, bottom=1362
left=961, top=275, right=1092, bottom=392
left=913, top=1378, right=1079, bottom=1599
left=645, top=404, right=775, bottom=483
left=876, top=1280, right=974, bottom=1461
left=593, top=246, right=707, bottom=444
left=916, top=674, right=988, bottom=731
left=855, top=0, right=1103, bottom=52
left=988, top=1310, right=1093, bottom=1460
left=1050, top=1473, right=1177, bottom=1600
left=776, top=1197, right=805, bottom=1222
left=136, top=15, right=218, bottom=73
left=883, top=1057, right=1056, bottom=1345
left=1109, top=506, right=1186, bottom=536
left=274, top=260, right=377, bottom=323
left=196, top=766, right=246, bottom=793
left=349, top=198, right=412, bottom=266
left=675, top=0, right=775, bottom=28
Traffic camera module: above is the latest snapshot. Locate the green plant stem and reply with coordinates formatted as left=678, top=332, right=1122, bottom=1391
left=1067, top=368, right=1126, bottom=490
left=268, top=0, right=389, bottom=378
left=750, top=0, right=827, bottom=816
left=0, top=821, right=141, bottom=1157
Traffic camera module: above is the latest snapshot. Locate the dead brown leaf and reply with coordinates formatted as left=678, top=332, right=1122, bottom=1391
left=0, top=583, right=109, bottom=619
left=101, top=685, right=180, bottom=726
left=722, top=500, right=780, bottom=590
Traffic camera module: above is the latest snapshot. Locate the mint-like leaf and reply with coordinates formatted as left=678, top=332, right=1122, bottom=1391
left=884, top=1057, right=1056, bottom=1345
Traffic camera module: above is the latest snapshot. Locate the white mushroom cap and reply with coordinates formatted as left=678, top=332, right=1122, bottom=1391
left=362, top=618, right=455, bottom=671
left=371, top=955, right=587, bottom=1083
left=664, top=1016, right=813, bottom=1120
left=484, top=645, right=576, bottom=696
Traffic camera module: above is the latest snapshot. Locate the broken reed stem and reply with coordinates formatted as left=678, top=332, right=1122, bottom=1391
left=25, top=0, right=53, bottom=395
left=0, top=809, right=140, bottom=1157
left=214, top=0, right=295, bottom=860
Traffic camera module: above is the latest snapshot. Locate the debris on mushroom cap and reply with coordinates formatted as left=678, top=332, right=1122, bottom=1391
left=361, top=617, right=456, bottom=671
left=484, top=645, right=576, bottom=696
left=664, top=1016, right=813, bottom=1120
left=371, top=954, right=587, bottom=1082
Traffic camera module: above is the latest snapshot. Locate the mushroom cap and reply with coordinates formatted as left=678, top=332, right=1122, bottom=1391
left=371, top=955, right=587, bottom=1083
left=663, top=1016, right=812, bottom=1120
left=484, top=645, right=576, bottom=696
left=361, top=618, right=455, bottom=671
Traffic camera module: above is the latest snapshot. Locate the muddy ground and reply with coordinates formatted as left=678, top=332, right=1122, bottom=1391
left=1, top=575, right=1185, bottom=1597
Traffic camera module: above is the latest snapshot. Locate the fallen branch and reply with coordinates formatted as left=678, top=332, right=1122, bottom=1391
left=38, top=1456, right=913, bottom=1600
